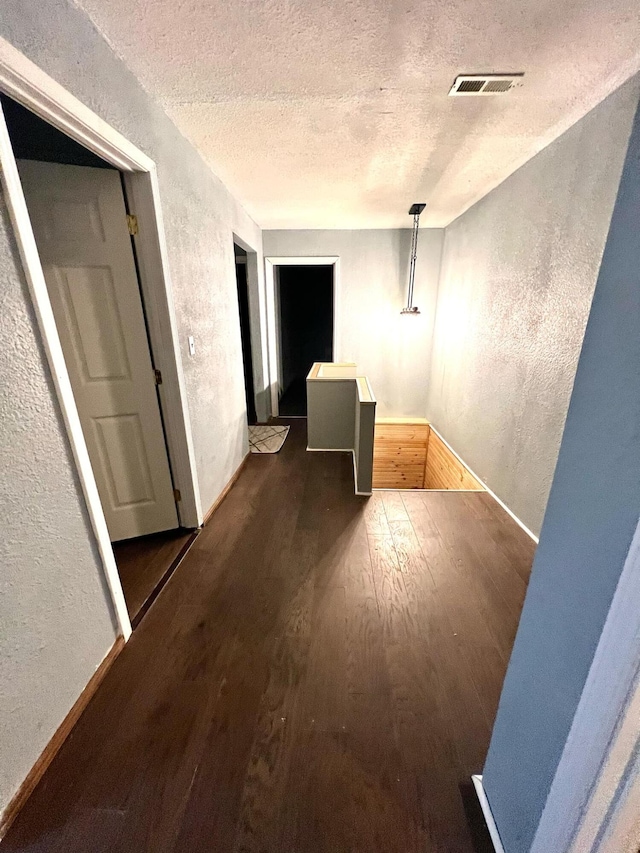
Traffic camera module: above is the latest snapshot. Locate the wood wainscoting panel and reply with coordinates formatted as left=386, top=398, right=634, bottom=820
left=372, top=422, right=430, bottom=489
left=424, top=429, right=483, bottom=490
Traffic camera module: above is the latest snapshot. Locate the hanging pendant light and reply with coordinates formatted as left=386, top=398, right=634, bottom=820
left=401, top=202, right=426, bottom=315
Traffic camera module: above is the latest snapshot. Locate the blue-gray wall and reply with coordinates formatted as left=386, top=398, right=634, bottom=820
left=483, top=94, right=640, bottom=853
left=263, top=229, right=444, bottom=418
left=427, top=78, right=640, bottom=535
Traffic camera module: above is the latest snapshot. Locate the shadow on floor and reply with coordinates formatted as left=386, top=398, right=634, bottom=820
left=460, top=780, right=497, bottom=853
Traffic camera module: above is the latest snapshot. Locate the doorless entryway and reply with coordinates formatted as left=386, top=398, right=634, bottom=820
left=277, top=264, right=334, bottom=416
left=264, top=255, right=339, bottom=419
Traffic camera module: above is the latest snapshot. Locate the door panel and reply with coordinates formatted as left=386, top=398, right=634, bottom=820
left=18, top=160, right=179, bottom=541
left=54, top=265, right=131, bottom=381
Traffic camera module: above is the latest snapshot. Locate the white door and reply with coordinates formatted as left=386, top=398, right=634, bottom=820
left=18, top=160, right=179, bottom=541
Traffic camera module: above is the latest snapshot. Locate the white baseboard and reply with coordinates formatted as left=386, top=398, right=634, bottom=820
left=430, top=427, right=539, bottom=544
left=306, top=446, right=353, bottom=452
left=372, top=487, right=479, bottom=492
left=472, top=775, right=506, bottom=853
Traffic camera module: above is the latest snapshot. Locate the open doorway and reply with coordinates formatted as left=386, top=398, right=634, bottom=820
left=276, top=264, right=334, bottom=416
left=234, top=243, right=257, bottom=424
left=2, top=94, right=198, bottom=627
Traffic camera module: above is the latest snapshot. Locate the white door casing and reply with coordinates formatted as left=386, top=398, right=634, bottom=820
left=18, top=160, right=178, bottom=541
left=264, top=256, right=339, bottom=416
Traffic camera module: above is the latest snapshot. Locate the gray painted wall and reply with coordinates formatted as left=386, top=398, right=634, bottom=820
left=0, top=0, right=266, bottom=816
left=426, top=77, right=640, bottom=535
left=2, top=0, right=266, bottom=517
left=483, top=93, right=640, bottom=853
left=307, top=377, right=375, bottom=494
left=354, top=394, right=376, bottom=495
left=307, top=379, right=356, bottom=450
left=263, top=229, right=444, bottom=419
left=0, top=190, right=118, bottom=811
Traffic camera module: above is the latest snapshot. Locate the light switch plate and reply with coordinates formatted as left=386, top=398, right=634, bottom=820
left=188, top=335, right=196, bottom=356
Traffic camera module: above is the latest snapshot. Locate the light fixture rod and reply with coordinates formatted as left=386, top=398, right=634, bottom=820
left=406, top=211, right=420, bottom=311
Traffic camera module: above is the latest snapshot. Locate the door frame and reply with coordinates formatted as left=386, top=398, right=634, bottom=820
left=233, top=233, right=269, bottom=423
left=0, top=37, right=203, bottom=640
left=264, top=255, right=339, bottom=416
left=527, top=515, right=640, bottom=853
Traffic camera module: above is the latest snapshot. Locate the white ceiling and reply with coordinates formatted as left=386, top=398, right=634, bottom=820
left=77, top=0, right=640, bottom=228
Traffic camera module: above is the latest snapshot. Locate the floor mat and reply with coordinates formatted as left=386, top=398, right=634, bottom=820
left=249, top=424, right=290, bottom=453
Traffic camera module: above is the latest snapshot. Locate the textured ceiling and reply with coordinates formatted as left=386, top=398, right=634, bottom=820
left=76, top=0, right=640, bottom=228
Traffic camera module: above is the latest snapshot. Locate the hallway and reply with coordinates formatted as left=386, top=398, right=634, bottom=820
left=4, top=421, right=535, bottom=852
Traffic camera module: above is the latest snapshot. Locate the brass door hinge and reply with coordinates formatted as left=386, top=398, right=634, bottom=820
left=126, top=214, right=138, bottom=236
left=154, top=368, right=163, bottom=385
left=173, top=488, right=182, bottom=503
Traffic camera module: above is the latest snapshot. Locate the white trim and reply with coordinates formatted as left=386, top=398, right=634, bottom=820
left=0, top=40, right=201, bottom=526
left=355, top=375, right=376, bottom=404
left=307, top=361, right=357, bottom=381
left=529, top=517, right=640, bottom=853
left=264, top=259, right=279, bottom=414
left=376, top=417, right=430, bottom=424
left=372, top=488, right=482, bottom=493
left=569, top=668, right=640, bottom=853
left=472, top=775, right=507, bottom=853
left=267, top=256, right=341, bottom=265
left=0, top=101, right=131, bottom=639
left=233, top=232, right=270, bottom=423
left=0, top=40, right=204, bottom=631
left=306, top=447, right=353, bottom=452
left=429, top=425, right=539, bottom=543
left=123, top=171, right=201, bottom=527
left=0, top=37, right=153, bottom=172
left=264, top=255, right=340, bottom=416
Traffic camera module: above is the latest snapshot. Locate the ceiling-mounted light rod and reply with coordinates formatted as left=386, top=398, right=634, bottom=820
left=402, top=203, right=426, bottom=315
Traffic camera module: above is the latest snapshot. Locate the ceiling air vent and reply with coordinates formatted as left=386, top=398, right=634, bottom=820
left=449, top=74, right=524, bottom=96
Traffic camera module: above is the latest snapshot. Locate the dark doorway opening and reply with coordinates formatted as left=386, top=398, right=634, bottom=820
left=277, top=265, right=334, bottom=416
left=234, top=244, right=257, bottom=425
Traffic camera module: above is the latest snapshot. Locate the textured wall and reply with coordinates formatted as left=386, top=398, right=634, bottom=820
left=0, top=0, right=265, bottom=816
left=1, top=0, right=266, bottom=518
left=0, top=191, right=118, bottom=811
left=483, top=93, right=640, bottom=853
left=263, top=229, right=444, bottom=418
left=427, top=77, right=640, bottom=535
left=75, top=0, right=640, bottom=229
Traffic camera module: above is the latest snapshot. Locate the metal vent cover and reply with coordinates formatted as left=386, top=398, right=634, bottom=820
left=449, top=74, right=524, bottom=96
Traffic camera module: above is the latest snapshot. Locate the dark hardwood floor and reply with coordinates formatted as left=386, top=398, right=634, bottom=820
left=113, top=528, right=198, bottom=625
left=4, top=420, right=535, bottom=852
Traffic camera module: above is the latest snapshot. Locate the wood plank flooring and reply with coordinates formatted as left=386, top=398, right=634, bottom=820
left=113, top=528, right=198, bottom=624
left=4, top=420, right=535, bottom=852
